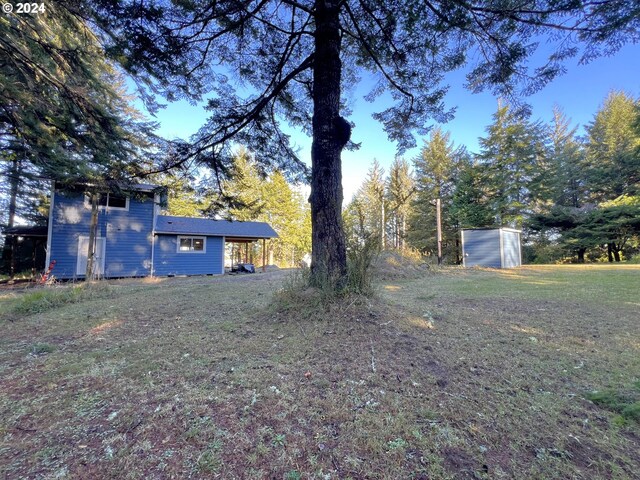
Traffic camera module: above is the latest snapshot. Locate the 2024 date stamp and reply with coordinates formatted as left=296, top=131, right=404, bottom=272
left=2, top=2, right=46, bottom=14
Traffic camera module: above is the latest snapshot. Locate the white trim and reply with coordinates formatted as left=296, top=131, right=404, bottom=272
left=460, top=229, right=466, bottom=267
left=150, top=194, right=159, bottom=276
left=221, top=236, right=226, bottom=274
left=45, top=181, right=55, bottom=268
left=499, top=229, right=505, bottom=268
left=176, top=235, right=206, bottom=253
left=84, top=193, right=130, bottom=212
left=150, top=233, right=156, bottom=276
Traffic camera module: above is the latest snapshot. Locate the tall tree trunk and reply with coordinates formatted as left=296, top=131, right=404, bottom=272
left=436, top=197, right=443, bottom=266
left=380, top=199, right=385, bottom=250
left=613, top=244, right=621, bottom=262
left=85, top=192, right=99, bottom=280
left=6, top=158, right=20, bottom=279
left=577, top=247, right=586, bottom=263
left=310, top=0, right=348, bottom=287
left=607, top=243, right=613, bottom=263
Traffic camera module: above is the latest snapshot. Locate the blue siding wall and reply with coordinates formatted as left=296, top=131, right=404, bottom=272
left=501, top=230, right=521, bottom=268
left=463, top=230, right=502, bottom=268
left=49, top=190, right=154, bottom=279
left=153, top=235, right=224, bottom=276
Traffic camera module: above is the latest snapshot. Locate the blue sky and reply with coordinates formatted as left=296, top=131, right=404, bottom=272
left=144, top=43, right=639, bottom=203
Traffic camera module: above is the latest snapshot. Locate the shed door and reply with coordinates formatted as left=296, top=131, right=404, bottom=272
left=501, top=231, right=521, bottom=268
left=76, top=236, right=106, bottom=276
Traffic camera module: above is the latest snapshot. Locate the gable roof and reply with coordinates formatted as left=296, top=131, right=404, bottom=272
left=154, top=215, right=278, bottom=239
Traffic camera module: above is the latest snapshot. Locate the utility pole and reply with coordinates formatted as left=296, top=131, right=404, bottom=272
left=436, top=197, right=442, bottom=266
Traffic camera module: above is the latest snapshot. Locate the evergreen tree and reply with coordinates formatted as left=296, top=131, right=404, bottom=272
left=343, top=195, right=369, bottom=247
left=353, top=160, right=386, bottom=248
left=0, top=5, right=159, bottom=186
left=585, top=92, right=640, bottom=202
left=222, top=148, right=267, bottom=221
left=408, top=129, right=463, bottom=261
left=386, top=158, right=415, bottom=250
left=222, top=152, right=312, bottom=266
left=547, top=108, right=586, bottom=209
left=449, top=159, right=495, bottom=230
left=477, top=103, right=546, bottom=227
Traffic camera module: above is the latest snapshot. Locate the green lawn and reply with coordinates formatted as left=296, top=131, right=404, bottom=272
left=1, top=265, right=638, bottom=479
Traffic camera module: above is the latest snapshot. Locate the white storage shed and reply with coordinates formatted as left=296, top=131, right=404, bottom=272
left=461, top=228, right=522, bottom=268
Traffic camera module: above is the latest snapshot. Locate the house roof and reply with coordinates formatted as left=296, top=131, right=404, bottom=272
left=154, top=215, right=278, bottom=239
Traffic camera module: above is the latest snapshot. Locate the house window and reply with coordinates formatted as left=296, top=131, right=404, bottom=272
left=99, top=194, right=128, bottom=209
left=84, top=193, right=129, bottom=211
left=177, top=236, right=206, bottom=253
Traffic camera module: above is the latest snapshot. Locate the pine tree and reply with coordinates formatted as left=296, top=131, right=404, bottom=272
left=0, top=5, right=158, bottom=187
left=408, top=129, right=463, bottom=261
left=449, top=159, right=495, bottom=230
left=548, top=108, right=586, bottom=209
left=477, top=103, right=546, bottom=228
left=526, top=108, right=588, bottom=263
left=386, top=158, right=415, bottom=250
left=354, top=160, right=387, bottom=249
left=222, top=151, right=311, bottom=266
left=585, top=92, right=640, bottom=202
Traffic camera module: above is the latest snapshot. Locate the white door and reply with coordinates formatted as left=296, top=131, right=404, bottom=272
left=76, top=236, right=106, bottom=276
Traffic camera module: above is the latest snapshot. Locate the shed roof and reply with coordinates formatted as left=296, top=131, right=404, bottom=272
left=154, top=215, right=278, bottom=239
left=461, top=227, right=521, bottom=234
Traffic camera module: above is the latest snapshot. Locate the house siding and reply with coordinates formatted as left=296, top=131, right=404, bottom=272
left=153, top=235, right=224, bottom=276
left=49, top=190, right=154, bottom=279
left=462, top=229, right=502, bottom=268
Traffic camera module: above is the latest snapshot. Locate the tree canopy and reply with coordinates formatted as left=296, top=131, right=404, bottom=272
left=0, top=4, right=159, bottom=187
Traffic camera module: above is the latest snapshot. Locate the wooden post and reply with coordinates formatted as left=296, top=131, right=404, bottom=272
left=245, top=243, right=248, bottom=263
left=436, top=197, right=442, bottom=266
left=262, top=239, right=266, bottom=272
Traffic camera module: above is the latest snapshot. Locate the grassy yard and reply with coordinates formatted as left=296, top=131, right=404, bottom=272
left=0, top=265, right=638, bottom=479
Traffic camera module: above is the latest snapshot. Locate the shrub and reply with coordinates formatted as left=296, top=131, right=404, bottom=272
left=345, top=234, right=379, bottom=295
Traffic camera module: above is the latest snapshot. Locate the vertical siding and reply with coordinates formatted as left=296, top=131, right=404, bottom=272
left=463, top=230, right=502, bottom=268
left=501, top=230, right=521, bottom=268
left=153, top=235, right=224, bottom=276
left=49, top=190, right=154, bottom=279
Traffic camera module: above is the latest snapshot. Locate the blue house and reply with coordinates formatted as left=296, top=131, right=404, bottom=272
left=45, top=183, right=278, bottom=279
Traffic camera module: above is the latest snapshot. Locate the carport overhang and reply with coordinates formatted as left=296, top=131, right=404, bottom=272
left=224, top=236, right=274, bottom=272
